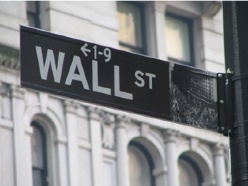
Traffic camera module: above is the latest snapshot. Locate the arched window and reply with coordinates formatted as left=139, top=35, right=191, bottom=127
left=128, top=141, right=155, bottom=186
left=31, top=121, right=48, bottom=186
left=178, top=154, right=203, bottom=186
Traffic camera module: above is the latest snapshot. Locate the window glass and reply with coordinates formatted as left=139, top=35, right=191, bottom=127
left=32, top=126, right=44, bottom=168
left=179, top=159, right=198, bottom=186
left=117, top=2, right=145, bottom=54
left=31, top=122, right=47, bottom=186
left=165, top=14, right=193, bottom=65
left=128, top=145, right=152, bottom=186
left=178, top=155, right=203, bottom=186
left=32, top=170, right=43, bottom=186
left=27, top=1, right=40, bottom=28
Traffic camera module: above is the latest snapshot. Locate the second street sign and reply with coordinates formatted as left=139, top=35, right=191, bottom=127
left=20, top=26, right=221, bottom=132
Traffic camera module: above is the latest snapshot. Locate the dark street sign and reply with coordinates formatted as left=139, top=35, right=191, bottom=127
left=20, top=26, right=221, bottom=132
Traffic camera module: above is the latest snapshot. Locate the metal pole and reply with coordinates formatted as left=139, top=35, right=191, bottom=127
left=223, top=2, right=248, bottom=185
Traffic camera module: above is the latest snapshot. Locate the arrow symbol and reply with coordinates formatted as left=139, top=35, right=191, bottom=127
left=81, top=43, right=91, bottom=57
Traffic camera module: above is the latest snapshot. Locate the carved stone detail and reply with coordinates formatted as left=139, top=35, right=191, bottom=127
left=164, top=129, right=180, bottom=143
left=10, top=85, right=24, bottom=99
left=100, top=111, right=115, bottom=149
left=213, top=143, right=225, bottom=156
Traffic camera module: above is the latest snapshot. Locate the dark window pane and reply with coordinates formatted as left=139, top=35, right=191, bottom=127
left=32, top=169, right=43, bottom=186
left=31, top=122, right=48, bottom=186
left=31, top=126, right=44, bottom=168
left=27, top=1, right=40, bottom=28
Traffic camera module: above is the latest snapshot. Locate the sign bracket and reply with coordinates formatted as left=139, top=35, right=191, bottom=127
left=217, top=73, right=234, bottom=136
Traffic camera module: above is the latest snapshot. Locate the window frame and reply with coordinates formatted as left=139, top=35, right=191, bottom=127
left=117, top=1, right=147, bottom=55
left=27, top=1, right=41, bottom=28
left=165, top=12, right=195, bottom=66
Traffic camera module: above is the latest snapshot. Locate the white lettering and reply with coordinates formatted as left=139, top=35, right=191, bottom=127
left=145, top=73, right=156, bottom=89
left=65, top=56, right=89, bottom=90
left=135, top=70, right=145, bottom=87
left=36, top=46, right=65, bottom=83
left=92, top=60, right=111, bottom=95
left=114, top=65, right=133, bottom=100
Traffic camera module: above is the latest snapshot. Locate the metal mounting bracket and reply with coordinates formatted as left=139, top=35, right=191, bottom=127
left=217, top=73, right=234, bottom=136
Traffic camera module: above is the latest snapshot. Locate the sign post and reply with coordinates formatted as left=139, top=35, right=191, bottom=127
left=20, top=26, right=223, bottom=132
left=223, top=2, right=248, bottom=185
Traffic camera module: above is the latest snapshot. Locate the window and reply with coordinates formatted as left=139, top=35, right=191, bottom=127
left=31, top=121, right=48, bottom=186
left=117, top=2, right=146, bottom=54
left=128, top=141, right=155, bottom=186
left=178, top=155, right=203, bottom=186
left=27, top=1, right=40, bottom=28
left=165, top=13, right=194, bottom=66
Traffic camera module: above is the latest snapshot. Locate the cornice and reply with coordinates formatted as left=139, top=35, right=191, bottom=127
left=0, top=45, right=20, bottom=71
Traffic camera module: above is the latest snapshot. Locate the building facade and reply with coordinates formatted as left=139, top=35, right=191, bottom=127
left=0, top=1, right=229, bottom=186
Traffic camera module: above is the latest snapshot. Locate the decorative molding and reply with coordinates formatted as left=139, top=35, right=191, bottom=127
left=100, top=111, right=115, bottom=149
left=102, top=128, right=114, bottom=149
left=154, top=1, right=166, bottom=13
left=39, top=93, right=49, bottom=114
left=64, top=99, right=78, bottom=115
left=153, top=165, right=168, bottom=177
left=55, top=136, right=68, bottom=145
left=100, top=111, right=114, bottom=125
left=201, top=179, right=216, bottom=186
left=0, top=44, right=20, bottom=70
left=202, top=1, right=222, bottom=18
left=115, top=115, right=130, bottom=129
left=87, top=106, right=101, bottom=120
left=141, top=123, right=150, bottom=137
left=0, top=118, right=13, bottom=129
left=25, top=126, right=33, bottom=135
left=103, top=149, right=116, bottom=159
left=78, top=140, right=91, bottom=150
left=164, top=129, right=180, bottom=143
left=213, top=143, right=225, bottom=156
left=190, top=137, right=199, bottom=151
left=0, top=82, right=11, bottom=97
left=10, top=85, right=24, bottom=99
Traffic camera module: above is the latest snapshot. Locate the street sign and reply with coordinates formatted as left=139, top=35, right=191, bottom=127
left=20, top=26, right=221, bottom=132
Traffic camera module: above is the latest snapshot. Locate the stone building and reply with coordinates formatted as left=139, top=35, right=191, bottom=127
left=0, top=1, right=229, bottom=186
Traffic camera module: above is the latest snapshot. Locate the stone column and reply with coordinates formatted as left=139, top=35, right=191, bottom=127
left=115, top=115, right=130, bottom=186
left=56, top=138, right=69, bottom=186
left=11, top=85, right=26, bottom=186
left=164, top=129, right=180, bottom=186
left=88, top=107, right=103, bottom=186
left=214, top=144, right=226, bottom=186
left=64, top=100, right=79, bottom=186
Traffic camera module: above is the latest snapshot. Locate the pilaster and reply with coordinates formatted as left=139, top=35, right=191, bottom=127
left=164, top=129, right=180, bottom=186
left=11, top=85, right=27, bottom=186
left=115, top=115, right=130, bottom=186
left=213, top=143, right=226, bottom=186
left=88, top=106, right=103, bottom=186
left=64, top=100, right=79, bottom=186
